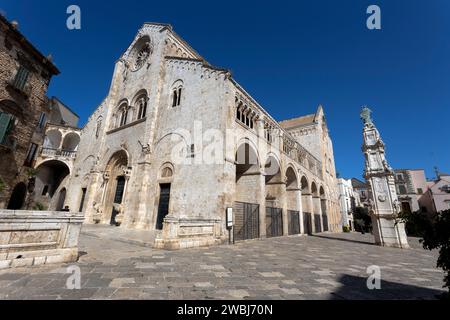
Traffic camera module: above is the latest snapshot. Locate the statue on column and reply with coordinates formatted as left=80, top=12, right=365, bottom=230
left=360, top=106, right=409, bottom=248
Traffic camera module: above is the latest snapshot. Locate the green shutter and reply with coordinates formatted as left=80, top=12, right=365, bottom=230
left=13, top=67, right=30, bottom=91
left=0, top=113, right=13, bottom=144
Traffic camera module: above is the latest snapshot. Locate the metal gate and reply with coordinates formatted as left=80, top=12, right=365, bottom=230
left=314, top=214, right=322, bottom=233
left=288, top=210, right=300, bottom=235
left=322, top=214, right=329, bottom=232
left=303, top=212, right=312, bottom=235
left=266, top=207, right=283, bottom=238
left=233, top=202, right=260, bottom=241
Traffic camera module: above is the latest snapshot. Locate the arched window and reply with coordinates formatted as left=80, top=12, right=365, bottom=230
left=95, top=117, right=102, bottom=138
left=137, top=97, right=148, bottom=120
left=119, top=108, right=128, bottom=126
left=171, top=80, right=183, bottom=107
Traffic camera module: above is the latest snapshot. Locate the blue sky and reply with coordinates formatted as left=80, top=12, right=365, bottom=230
left=1, top=0, right=449, bottom=180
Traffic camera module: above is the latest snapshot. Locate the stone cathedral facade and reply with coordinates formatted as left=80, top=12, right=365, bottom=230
left=56, top=23, right=341, bottom=249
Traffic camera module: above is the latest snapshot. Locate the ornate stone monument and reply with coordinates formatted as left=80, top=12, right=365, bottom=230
left=360, top=107, right=409, bottom=248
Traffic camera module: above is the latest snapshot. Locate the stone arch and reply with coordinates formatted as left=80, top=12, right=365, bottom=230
left=159, top=162, right=174, bottom=180
left=155, top=132, right=190, bottom=164
left=95, top=116, right=103, bottom=138
left=311, top=181, right=318, bottom=197
left=236, top=137, right=260, bottom=164
left=34, top=160, right=70, bottom=210
left=103, top=150, right=130, bottom=226
left=62, top=132, right=80, bottom=152
left=82, top=155, right=97, bottom=175
left=234, top=141, right=260, bottom=205
left=300, top=176, right=310, bottom=194
left=319, top=185, right=328, bottom=231
left=285, top=166, right=298, bottom=189
left=170, top=79, right=184, bottom=107
left=319, top=186, right=326, bottom=199
left=264, top=154, right=281, bottom=184
left=112, top=99, right=130, bottom=128
left=0, top=99, right=22, bottom=120
left=43, top=129, right=62, bottom=149
left=286, top=166, right=299, bottom=213
left=236, top=141, right=260, bottom=178
left=132, top=89, right=148, bottom=120
left=265, top=154, right=282, bottom=208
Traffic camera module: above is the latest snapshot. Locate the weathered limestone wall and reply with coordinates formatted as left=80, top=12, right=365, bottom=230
left=0, top=210, right=84, bottom=269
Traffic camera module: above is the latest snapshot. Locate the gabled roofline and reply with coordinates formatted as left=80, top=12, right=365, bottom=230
left=50, top=96, right=80, bottom=119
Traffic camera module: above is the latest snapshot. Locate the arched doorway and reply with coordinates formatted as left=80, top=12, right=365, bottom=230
left=155, top=164, right=174, bottom=231
left=56, top=188, right=66, bottom=211
left=103, top=150, right=129, bottom=226
left=265, top=155, right=283, bottom=238
left=286, top=167, right=300, bottom=235
left=300, top=176, right=312, bottom=235
left=234, top=142, right=260, bottom=241
left=311, top=182, right=322, bottom=233
left=7, top=182, right=27, bottom=210
left=320, top=186, right=328, bottom=232
left=34, top=160, right=70, bottom=210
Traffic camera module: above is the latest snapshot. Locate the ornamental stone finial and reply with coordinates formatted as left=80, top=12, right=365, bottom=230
left=360, top=106, right=373, bottom=126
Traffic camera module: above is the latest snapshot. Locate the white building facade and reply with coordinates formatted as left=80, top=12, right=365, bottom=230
left=337, top=178, right=359, bottom=230
left=49, top=23, right=341, bottom=249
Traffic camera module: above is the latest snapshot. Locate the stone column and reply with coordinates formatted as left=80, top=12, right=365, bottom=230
left=297, top=189, right=303, bottom=234
left=281, top=182, right=288, bottom=236
left=83, top=170, right=101, bottom=223
left=135, top=161, right=152, bottom=229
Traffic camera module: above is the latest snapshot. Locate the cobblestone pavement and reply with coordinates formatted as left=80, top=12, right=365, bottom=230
left=0, top=226, right=446, bottom=300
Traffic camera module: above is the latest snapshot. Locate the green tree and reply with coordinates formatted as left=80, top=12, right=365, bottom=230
left=399, top=209, right=450, bottom=298
left=353, top=206, right=372, bottom=233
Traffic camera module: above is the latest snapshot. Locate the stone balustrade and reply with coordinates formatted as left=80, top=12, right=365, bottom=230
left=0, top=210, right=84, bottom=269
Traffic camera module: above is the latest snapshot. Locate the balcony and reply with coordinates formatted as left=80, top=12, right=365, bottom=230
left=41, top=147, right=77, bottom=159
left=36, top=124, right=81, bottom=167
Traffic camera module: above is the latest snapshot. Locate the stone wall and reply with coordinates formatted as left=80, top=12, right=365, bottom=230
left=0, top=210, right=84, bottom=269
left=0, top=16, right=58, bottom=208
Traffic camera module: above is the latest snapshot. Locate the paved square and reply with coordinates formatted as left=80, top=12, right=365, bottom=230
left=0, top=226, right=446, bottom=300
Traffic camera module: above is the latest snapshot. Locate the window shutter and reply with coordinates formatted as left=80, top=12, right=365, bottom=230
left=0, top=113, right=13, bottom=144
left=13, top=66, right=30, bottom=91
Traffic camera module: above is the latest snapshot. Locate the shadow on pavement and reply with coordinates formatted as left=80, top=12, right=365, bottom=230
left=311, top=233, right=375, bottom=246
left=329, top=274, right=445, bottom=300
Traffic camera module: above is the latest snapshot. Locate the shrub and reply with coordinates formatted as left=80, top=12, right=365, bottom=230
left=32, top=202, right=46, bottom=211
left=399, top=209, right=450, bottom=298
left=343, top=225, right=350, bottom=233
left=0, top=177, right=5, bottom=194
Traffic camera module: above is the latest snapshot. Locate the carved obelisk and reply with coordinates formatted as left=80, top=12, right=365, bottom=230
left=360, top=107, right=409, bottom=248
